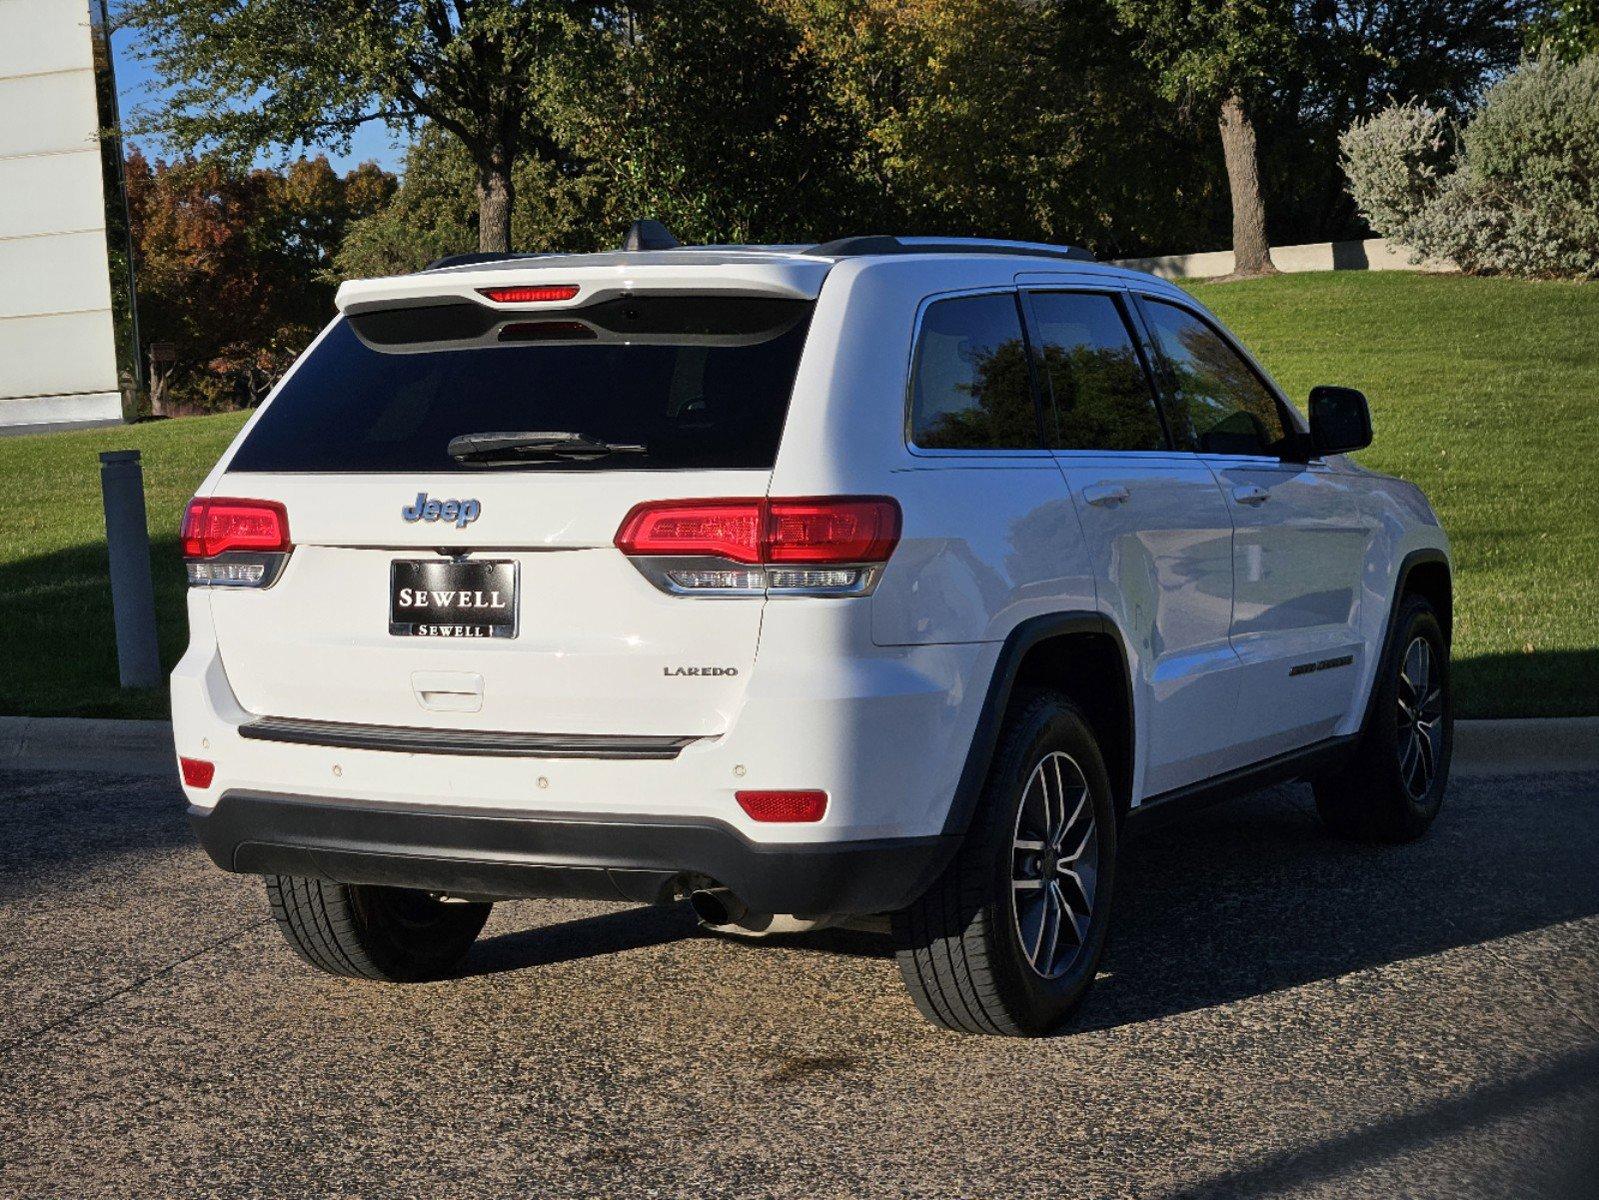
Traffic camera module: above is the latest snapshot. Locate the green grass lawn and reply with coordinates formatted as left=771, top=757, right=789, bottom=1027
left=0, top=413, right=247, bottom=718
left=0, top=270, right=1593, bottom=719
left=1186, top=271, right=1598, bottom=717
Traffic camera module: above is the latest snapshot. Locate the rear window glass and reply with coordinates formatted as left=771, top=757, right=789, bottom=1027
left=228, top=295, right=814, bottom=473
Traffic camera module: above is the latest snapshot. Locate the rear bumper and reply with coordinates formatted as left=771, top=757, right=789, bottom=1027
left=189, top=791, right=955, bottom=915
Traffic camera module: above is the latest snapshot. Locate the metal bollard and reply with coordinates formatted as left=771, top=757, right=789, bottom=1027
left=99, top=449, right=162, bottom=689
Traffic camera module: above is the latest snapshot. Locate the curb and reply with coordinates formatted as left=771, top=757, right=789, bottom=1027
left=0, top=716, right=177, bottom=776
left=3, top=715, right=1597, bottom=782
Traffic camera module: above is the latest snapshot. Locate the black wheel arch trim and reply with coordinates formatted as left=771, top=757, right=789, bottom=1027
left=938, top=611, right=1133, bottom=839
left=1359, top=547, right=1452, bottom=738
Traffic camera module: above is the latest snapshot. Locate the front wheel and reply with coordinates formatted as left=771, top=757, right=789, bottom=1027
left=892, top=691, right=1117, bottom=1036
left=266, top=876, right=491, bottom=982
left=1315, top=594, right=1452, bottom=842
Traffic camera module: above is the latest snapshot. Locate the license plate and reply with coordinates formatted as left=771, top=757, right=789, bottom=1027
left=389, top=559, right=518, bottom=638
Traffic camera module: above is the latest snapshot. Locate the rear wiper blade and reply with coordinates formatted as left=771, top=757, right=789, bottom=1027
left=447, top=431, right=647, bottom=463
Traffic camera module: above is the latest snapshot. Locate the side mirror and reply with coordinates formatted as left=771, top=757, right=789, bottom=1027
left=1308, top=386, right=1372, bottom=456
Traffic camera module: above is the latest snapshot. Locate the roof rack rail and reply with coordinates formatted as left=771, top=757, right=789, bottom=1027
left=422, top=251, right=536, bottom=271
left=805, top=236, right=1095, bottom=263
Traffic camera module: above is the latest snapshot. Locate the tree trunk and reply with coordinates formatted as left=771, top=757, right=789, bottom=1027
left=476, top=151, right=513, bottom=253
left=1218, top=93, right=1277, bottom=277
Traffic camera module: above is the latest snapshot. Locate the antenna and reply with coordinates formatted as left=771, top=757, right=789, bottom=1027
left=623, top=220, right=681, bottom=252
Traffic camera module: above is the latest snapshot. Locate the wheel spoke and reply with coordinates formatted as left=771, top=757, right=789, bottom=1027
left=1057, top=868, right=1092, bottom=923
left=1420, top=687, right=1444, bottom=722
left=1049, top=756, right=1069, bottom=842
left=1399, top=730, right=1420, bottom=781
left=1036, top=882, right=1063, bottom=971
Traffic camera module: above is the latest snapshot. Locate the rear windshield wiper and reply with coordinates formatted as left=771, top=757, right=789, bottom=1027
left=446, top=431, right=647, bottom=464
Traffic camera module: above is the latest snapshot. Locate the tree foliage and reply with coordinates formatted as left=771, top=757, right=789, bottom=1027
left=118, top=0, right=593, bottom=251
left=125, top=150, right=394, bottom=411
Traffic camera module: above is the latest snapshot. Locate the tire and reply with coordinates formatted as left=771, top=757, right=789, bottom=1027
left=892, top=690, right=1117, bottom=1036
left=1315, top=594, right=1452, bottom=843
left=265, top=875, right=491, bottom=982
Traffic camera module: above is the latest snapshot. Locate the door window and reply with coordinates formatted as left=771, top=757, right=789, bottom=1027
left=1141, top=300, right=1289, bottom=457
left=909, top=292, right=1040, bottom=450
left=1027, top=292, right=1167, bottom=452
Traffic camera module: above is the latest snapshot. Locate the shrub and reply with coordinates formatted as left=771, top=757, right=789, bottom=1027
left=1339, top=102, right=1454, bottom=237
left=1342, top=54, right=1599, bottom=279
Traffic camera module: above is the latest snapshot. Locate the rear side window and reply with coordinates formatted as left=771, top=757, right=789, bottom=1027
left=1141, top=300, right=1289, bottom=457
left=227, top=295, right=814, bottom=473
left=909, top=293, right=1039, bottom=450
left=1028, top=292, right=1166, bottom=452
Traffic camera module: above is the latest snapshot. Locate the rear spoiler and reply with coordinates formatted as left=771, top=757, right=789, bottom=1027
left=335, top=255, right=831, bottom=316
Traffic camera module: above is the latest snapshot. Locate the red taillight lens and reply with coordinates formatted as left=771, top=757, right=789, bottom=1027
left=477, top=284, right=580, bottom=303
left=615, top=500, right=765, bottom=563
left=736, top=790, right=828, bottom=823
left=179, top=757, right=215, bottom=788
left=767, top=498, right=901, bottom=564
left=181, top=497, right=291, bottom=558
left=614, top=498, right=900, bottom=565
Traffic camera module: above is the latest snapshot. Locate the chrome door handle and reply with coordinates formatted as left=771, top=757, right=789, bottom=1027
left=1082, top=482, right=1130, bottom=507
left=1232, top=485, right=1270, bottom=506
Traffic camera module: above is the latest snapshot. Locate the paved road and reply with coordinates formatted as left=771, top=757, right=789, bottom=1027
left=1, top=766, right=1595, bottom=1199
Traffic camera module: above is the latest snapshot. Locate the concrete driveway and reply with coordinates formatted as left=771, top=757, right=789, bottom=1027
left=1, top=765, right=1595, bottom=1198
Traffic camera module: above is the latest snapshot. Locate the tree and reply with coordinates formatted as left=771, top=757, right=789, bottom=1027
left=1278, top=0, right=1538, bottom=241
left=119, top=0, right=593, bottom=252
left=557, top=0, right=881, bottom=244
left=334, top=124, right=605, bottom=277
left=1531, top=0, right=1599, bottom=60
left=1114, top=0, right=1300, bottom=274
left=124, top=149, right=394, bottom=411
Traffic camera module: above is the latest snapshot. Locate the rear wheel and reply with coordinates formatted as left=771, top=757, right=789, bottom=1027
left=1315, top=594, right=1452, bottom=842
left=892, top=691, right=1117, bottom=1035
left=266, top=875, right=491, bottom=982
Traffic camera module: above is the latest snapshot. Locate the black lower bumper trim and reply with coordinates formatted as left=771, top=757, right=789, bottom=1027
left=238, top=716, right=698, bottom=760
left=189, top=791, right=954, bottom=916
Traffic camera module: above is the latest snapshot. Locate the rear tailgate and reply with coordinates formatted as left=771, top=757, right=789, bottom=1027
left=205, top=471, right=766, bottom=736
left=199, top=283, right=819, bottom=740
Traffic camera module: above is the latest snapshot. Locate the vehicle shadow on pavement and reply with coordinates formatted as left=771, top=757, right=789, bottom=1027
left=1077, top=773, right=1599, bottom=1032
left=450, top=770, right=1599, bottom=1023
left=462, top=902, right=703, bottom=974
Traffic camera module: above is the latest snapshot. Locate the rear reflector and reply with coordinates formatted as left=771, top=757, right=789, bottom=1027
left=179, top=757, right=215, bottom=788
left=182, top=497, right=291, bottom=558
left=477, top=285, right=580, bottom=303
left=736, top=790, right=827, bottom=822
left=615, top=497, right=900, bottom=566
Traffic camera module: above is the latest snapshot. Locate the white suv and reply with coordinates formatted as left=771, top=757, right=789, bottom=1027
left=174, top=229, right=1453, bottom=1035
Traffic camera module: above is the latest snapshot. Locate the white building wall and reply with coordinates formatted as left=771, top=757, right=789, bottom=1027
left=0, top=0, right=122, bottom=427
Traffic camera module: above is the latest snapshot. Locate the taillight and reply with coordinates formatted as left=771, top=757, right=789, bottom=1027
left=736, top=790, right=828, bottom=822
left=766, top=499, right=901, bottom=563
left=477, top=284, right=580, bottom=303
left=182, top=497, right=292, bottom=587
left=615, top=497, right=900, bottom=596
left=616, top=500, right=765, bottom=563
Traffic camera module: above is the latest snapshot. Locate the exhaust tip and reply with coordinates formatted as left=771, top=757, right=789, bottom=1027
left=689, top=887, right=747, bottom=928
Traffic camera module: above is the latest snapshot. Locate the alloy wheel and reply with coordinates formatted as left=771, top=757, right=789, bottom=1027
left=1010, top=751, right=1098, bottom=980
left=1396, top=636, right=1444, bottom=800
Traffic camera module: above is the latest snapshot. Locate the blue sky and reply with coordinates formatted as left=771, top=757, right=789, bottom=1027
left=107, top=26, right=410, bottom=176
